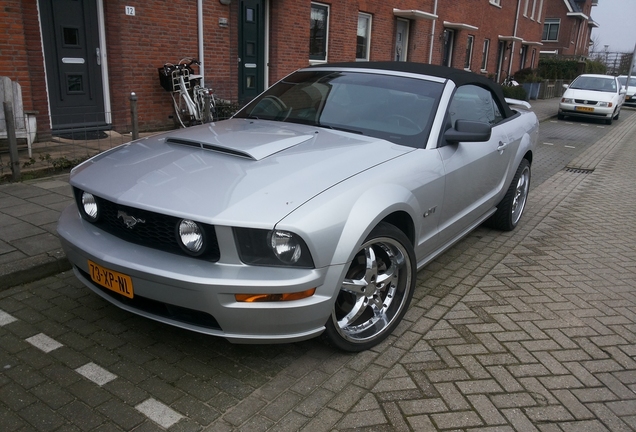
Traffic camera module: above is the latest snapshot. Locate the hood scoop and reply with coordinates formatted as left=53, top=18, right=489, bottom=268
left=165, top=128, right=315, bottom=161
left=166, top=137, right=254, bottom=159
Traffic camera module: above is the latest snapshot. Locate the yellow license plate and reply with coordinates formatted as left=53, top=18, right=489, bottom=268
left=88, top=260, right=134, bottom=298
left=575, top=106, right=594, bottom=112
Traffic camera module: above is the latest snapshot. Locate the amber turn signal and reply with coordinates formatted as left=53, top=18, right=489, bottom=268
left=235, top=288, right=316, bottom=302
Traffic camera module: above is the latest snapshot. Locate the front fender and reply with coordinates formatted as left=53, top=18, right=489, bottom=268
left=275, top=163, right=424, bottom=269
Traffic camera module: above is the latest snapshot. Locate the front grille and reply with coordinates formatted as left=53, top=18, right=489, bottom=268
left=74, top=188, right=220, bottom=261
left=78, top=267, right=222, bottom=330
left=574, top=99, right=598, bottom=105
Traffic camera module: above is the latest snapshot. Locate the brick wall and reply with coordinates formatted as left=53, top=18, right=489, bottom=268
left=9, top=0, right=548, bottom=136
left=0, top=1, right=33, bottom=111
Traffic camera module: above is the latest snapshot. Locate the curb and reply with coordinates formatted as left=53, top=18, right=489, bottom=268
left=0, top=248, right=71, bottom=290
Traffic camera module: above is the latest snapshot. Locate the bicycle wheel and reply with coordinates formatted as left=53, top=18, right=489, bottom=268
left=171, top=92, right=189, bottom=127
left=193, top=87, right=216, bottom=123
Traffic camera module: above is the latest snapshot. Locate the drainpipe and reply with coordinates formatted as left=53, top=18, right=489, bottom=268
left=508, top=0, right=521, bottom=77
left=428, top=0, right=439, bottom=64
left=198, top=0, right=205, bottom=87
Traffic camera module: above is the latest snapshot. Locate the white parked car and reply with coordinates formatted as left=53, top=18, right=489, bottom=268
left=617, top=75, right=636, bottom=106
left=558, top=74, right=625, bottom=125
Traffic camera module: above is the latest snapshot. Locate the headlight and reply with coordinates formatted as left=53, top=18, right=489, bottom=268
left=81, top=192, right=99, bottom=221
left=270, top=230, right=302, bottom=264
left=234, top=228, right=314, bottom=268
left=177, top=219, right=205, bottom=255
left=561, top=98, right=574, bottom=104
left=598, top=101, right=612, bottom=107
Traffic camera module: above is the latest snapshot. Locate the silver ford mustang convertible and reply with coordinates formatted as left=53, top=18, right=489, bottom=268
left=58, top=62, right=538, bottom=351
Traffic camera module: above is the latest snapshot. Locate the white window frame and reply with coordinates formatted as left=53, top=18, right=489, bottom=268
left=309, top=2, right=330, bottom=64
left=530, top=0, right=537, bottom=20
left=464, top=35, right=474, bottom=71
left=523, top=0, right=530, bottom=17
left=356, top=12, right=372, bottom=61
left=490, top=0, right=501, bottom=7
left=542, top=18, right=560, bottom=41
left=481, top=38, right=490, bottom=72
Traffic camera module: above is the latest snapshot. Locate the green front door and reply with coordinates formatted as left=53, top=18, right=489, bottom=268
left=39, top=0, right=107, bottom=131
left=238, top=0, right=266, bottom=104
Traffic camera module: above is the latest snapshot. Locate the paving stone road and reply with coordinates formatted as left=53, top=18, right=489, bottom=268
left=1, top=106, right=635, bottom=431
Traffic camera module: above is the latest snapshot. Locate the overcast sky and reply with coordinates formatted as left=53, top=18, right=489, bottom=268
left=590, top=1, right=636, bottom=53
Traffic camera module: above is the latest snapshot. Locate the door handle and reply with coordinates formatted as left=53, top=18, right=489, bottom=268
left=497, top=141, right=509, bottom=154
left=96, top=47, right=101, bottom=66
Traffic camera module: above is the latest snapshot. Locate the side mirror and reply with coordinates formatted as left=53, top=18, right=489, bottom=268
left=445, top=120, right=492, bottom=143
left=562, top=83, right=569, bottom=89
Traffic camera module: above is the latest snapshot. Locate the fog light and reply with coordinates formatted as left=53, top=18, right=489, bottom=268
left=178, top=219, right=204, bottom=255
left=81, top=192, right=99, bottom=221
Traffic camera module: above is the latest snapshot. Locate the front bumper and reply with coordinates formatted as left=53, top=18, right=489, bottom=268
left=57, top=205, right=345, bottom=343
left=558, top=102, right=614, bottom=120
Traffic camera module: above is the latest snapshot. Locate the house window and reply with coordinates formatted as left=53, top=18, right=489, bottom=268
left=481, top=39, right=490, bottom=71
left=357, top=13, right=372, bottom=61
left=464, top=35, right=474, bottom=70
left=490, top=0, right=501, bottom=6
left=310, top=3, right=329, bottom=62
left=542, top=19, right=559, bottom=41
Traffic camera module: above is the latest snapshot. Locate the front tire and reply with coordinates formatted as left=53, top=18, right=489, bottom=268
left=488, top=159, right=531, bottom=231
left=323, top=222, right=416, bottom=352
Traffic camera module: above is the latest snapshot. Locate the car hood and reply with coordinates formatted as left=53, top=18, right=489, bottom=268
left=564, top=88, right=617, bottom=102
left=70, top=119, right=414, bottom=226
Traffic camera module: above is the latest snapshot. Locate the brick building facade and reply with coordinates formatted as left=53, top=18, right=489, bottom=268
left=0, top=0, right=597, bottom=140
left=541, top=0, right=598, bottom=57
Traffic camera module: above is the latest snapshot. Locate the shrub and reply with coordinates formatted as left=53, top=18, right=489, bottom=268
left=501, top=85, right=528, bottom=101
left=215, top=100, right=241, bottom=120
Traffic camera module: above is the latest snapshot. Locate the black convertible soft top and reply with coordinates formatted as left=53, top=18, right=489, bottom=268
left=310, top=61, right=514, bottom=118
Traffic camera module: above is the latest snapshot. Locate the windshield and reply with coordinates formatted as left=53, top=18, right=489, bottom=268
left=570, top=76, right=617, bottom=92
left=234, top=70, right=444, bottom=148
left=618, top=76, right=636, bottom=87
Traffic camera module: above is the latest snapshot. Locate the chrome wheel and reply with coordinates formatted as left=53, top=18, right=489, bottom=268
left=324, top=223, right=415, bottom=351
left=488, top=159, right=531, bottom=231
left=511, top=164, right=530, bottom=226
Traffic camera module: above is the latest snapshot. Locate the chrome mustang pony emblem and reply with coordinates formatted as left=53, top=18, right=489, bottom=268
left=117, top=210, right=146, bottom=229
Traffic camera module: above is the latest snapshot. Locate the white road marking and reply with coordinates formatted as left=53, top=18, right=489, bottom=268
left=136, top=398, right=183, bottom=428
left=0, top=310, right=17, bottom=326
left=75, top=362, right=117, bottom=386
left=26, top=333, right=63, bottom=353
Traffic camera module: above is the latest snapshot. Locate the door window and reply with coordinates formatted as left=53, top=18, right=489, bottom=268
left=448, top=85, right=503, bottom=127
left=442, top=29, right=454, bottom=67
left=356, top=13, right=372, bottom=61
left=310, top=3, right=329, bottom=62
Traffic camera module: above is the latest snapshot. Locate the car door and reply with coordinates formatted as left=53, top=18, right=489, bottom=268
left=436, top=84, right=516, bottom=246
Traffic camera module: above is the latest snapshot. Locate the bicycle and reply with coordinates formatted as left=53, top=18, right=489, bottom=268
left=501, top=72, right=519, bottom=87
left=159, top=58, right=216, bottom=127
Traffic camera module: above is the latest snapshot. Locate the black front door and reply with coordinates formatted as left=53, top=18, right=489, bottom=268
left=39, top=0, right=106, bottom=131
left=238, top=0, right=266, bottom=104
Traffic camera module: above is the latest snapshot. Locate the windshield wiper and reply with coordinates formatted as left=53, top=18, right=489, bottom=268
left=318, top=123, right=364, bottom=134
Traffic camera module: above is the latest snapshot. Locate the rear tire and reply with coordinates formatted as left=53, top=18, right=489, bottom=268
left=487, top=159, right=531, bottom=231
